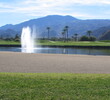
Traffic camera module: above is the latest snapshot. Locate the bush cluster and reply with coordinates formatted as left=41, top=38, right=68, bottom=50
left=80, top=36, right=96, bottom=41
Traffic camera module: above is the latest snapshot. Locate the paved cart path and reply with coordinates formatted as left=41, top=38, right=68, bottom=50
left=0, top=52, right=110, bottom=73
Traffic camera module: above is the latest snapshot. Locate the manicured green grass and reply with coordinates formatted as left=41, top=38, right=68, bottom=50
left=38, top=41, right=110, bottom=46
left=100, top=40, right=110, bottom=42
left=0, top=73, right=110, bottom=100
left=0, top=40, right=110, bottom=46
left=0, top=40, right=20, bottom=45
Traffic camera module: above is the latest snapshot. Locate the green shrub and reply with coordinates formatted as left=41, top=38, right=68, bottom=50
left=80, top=36, right=89, bottom=41
left=80, top=36, right=96, bottom=41
left=89, top=36, right=96, bottom=41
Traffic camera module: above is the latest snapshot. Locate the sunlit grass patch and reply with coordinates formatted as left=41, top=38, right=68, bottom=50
left=0, top=73, right=110, bottom=100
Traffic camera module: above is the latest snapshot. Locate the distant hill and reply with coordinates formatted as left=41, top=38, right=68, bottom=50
left=1, top=15, right=110, bottom=39
left=0, top=15, right=78, bottom=30
left=0, top=24, right=14, bottom=30
left=0, top=29, right=19, bottom=39
left=92, top=26, right=110, bottom=39
left=99, top=30, right=110, bottom=40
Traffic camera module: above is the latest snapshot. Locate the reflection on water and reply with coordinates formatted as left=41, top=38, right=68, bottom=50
left=0, top=47, right=110, bottom=56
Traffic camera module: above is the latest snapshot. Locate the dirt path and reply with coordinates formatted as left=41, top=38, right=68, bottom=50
left=0, top=52, right=110, bottom=73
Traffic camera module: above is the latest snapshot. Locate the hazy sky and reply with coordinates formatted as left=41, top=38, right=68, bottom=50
left=0, top=0, right=110, bottom=26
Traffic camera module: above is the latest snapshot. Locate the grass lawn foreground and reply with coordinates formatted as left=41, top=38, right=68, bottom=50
left=0, top=73, right=110, bottom=100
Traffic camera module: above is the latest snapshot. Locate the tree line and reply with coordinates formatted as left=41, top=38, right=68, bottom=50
left=0, top=34, right=20, bottom=41
left=46, top=26, right=96, bottom=42
left=0, top=26, right=96, bottom=42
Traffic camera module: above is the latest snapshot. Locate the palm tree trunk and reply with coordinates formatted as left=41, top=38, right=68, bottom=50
left=67, top=29, right=68, bottom=42
left=48, top=30, right=49, bottom=40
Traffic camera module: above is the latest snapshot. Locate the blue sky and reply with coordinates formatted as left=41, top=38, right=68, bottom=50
left=0, top=0, right=110, bottom=26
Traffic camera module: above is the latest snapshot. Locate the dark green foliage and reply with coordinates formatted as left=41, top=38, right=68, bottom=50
left=50, top=37, right=58, bottom=41
left=14, top=34, right=20, bottom=42
left=89, top=36, right=96, bottom=41
left=80, top=36, right=96, bottom=41
left=80, top=36, right=89, bottom=41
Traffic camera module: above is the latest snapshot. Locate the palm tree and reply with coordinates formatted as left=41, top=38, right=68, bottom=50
left=87, top=30, right=92, bottom=37
left=74, top=33, right=78, bottom=41
left=61, top=32, right=65, bottom=41
left=47, top=27, right=50, bottom=40
left=62, top=28, right=67, bottom=42
left=65, top=26, right=69, bottom=41
left=61, top=29, right=66, bottom=42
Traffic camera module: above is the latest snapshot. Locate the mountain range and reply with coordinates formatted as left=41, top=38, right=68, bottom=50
left=0, top=15, right=110, bottom=40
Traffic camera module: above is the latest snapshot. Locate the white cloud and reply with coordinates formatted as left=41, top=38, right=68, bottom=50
left=21, top=0, right=110, bottom=6
left=0, top=0, right=110, bottom=19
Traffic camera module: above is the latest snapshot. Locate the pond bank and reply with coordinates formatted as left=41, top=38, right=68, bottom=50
left=0, top=44, right=110, bottom=49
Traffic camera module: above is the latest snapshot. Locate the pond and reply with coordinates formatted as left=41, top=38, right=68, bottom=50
left=0, top=47, right=110, bottom=56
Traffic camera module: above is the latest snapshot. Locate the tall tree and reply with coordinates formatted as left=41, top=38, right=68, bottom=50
left=14, top=34, right=20, bottom=41
left=47, top=27, right=50, bottom=40
left=87, top=30, right=92, bottom=38
left=74, top=33, right=78, bottom=41
left=65, top=26, right=69, bottom=41
left=62, top=29, right=66, bottom=42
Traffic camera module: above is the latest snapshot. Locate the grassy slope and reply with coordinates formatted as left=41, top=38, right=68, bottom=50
left=0, top=40, right=110, bottom=46
left=0, top=73, right=110, bottom=100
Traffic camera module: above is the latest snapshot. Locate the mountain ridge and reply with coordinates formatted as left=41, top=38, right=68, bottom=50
left=1, top=15, right=110, bottom=40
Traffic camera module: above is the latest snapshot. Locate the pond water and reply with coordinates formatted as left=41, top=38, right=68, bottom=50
left=0, top=47, right=110, bottom=56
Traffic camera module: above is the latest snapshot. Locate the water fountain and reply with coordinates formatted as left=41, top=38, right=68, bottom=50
left=21, top=26, right=36, bottom=53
